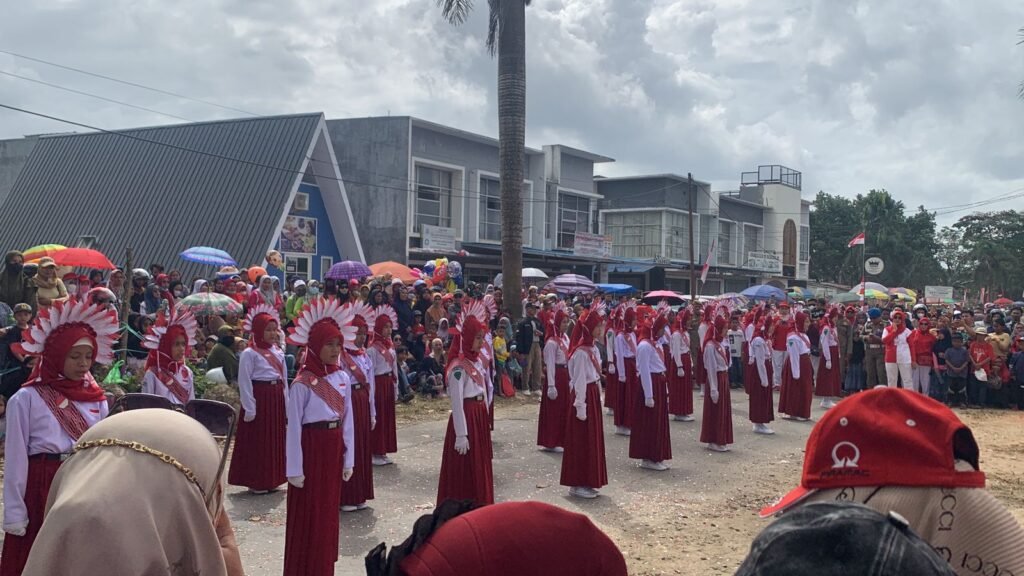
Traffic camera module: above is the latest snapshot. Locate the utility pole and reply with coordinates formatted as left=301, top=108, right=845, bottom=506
left=688, top=173, right=696, bottom=301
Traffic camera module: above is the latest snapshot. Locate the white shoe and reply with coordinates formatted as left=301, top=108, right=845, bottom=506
left=707, top=443, right=731, bottom=452
left=356, top=502, right=369, bottom=510
left=372, top=455, right=392, bottom=466
left=796, top=417, right=811, bottom=422
left=552, top=446, right=564, bottom=453
left=569, top=486, right=599, bottom=499
left=640, top=460, right=669, bottom=471
left=539, top=446, right=558, bottom=452
left=340, top=505, right=358, bottom=512
left=605, top=408, right=614, bottom=416
left=615, top=426, right=631, bottom=436
left=248, top=489, right=271, bottom=495
left=753, top=424, right=776, bottom=435
left=673, top=414, right=695, bottom=422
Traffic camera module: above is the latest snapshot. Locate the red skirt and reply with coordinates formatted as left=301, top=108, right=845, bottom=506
left=283, top=426, right=343, bottom=576
left=0, top=457, right=61, bottom=576
left=668, top=353, right=693, bottom=416
left=340, top=385, right=374, bottom=506
left=228, top=381, right=286, bottom=491
left=629, top=373, right=672, bottom=462
left=695, top=350, right=708, bottom=387
left=741, top=342, right=750, bottom=393
left=436, top=399, right=494, bottom=507
left=537, top=366, right=571, bottom=449
left=814, top=346, right=842, bottom=397
left=372, top=374, right=398, bottom=455
left=560, top=381, right=608, bottom=489
left=779, top=354, right=814, bottom=419
left=604, top=361, right=618, bottom=410
left=748, top=361, right=775, bottom=424
left=700, top=371, right=733, bottom=445
left=616, top=357, right=638, bottom=428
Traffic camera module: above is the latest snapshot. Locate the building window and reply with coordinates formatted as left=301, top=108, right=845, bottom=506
left=604, top=211, right=661, bottom=259
left=666, top=212, right=697, bottom=261
left=285, top=253, right=311, bottom=281
left=718, top=220, right=736, bottom=266
left=292, top=192, right=309, bottom=212
left=75, top=235, right=98, bottom=249
left=558, top=193, right=591, bottom=249
left=742, top=224, right=763, bottom=264
left=320, top=256, right=333, bottom=277
left=799, top=225, right=810, bottom=262
left=415, top=164, right=454, bottom=231
left=478, top=177, right=532, bottom=244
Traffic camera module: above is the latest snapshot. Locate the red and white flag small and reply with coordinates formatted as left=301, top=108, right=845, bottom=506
left=700, top=239, right=716, bottom=284
left=847, top=233, right=865, bottom=248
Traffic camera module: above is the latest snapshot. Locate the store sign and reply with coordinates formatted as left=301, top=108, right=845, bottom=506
left=573, top=232, right=613, bottom=259
left=924, top=285, right=954, bottom=304
left=744, top=251, right=783, bottom=274
left=421, top=225, right=456, bottom=253
left=864, top=257, right=885, bottom=275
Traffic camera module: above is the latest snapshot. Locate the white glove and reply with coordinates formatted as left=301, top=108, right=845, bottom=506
left=761, top=378, right=769, bottom=388
left=547, top=386, right=557, bottom=401
left=455, top=435, right=470, bottom=455
left=676, top=367, right=684, bottom=377
left=826, top=362, right=832, bottom=370
left=288, top=476, right=305, bottom=488
left=371, top=417, right=377, bottom=430
left=342, top=468, right=353, bottom=482
left=575, top=405, right=587, bottom=421
left=645, top=397, right=655, bottom=408
left=243, top=411, right=256, bottom=423
left=710, top=385, right=719, bottom=404
left=5, top=521, right=28, bottom=537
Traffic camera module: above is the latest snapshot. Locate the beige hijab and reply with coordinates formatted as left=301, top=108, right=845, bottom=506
left=24, top=409, right=233, bottom=576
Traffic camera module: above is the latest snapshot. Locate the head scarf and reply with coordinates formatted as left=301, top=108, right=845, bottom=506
left=545, top=307, right=568, bottom=344
left=374, top=305, right=397, bottom=350
left=568, top=306, right=605, bottom=359
left=23, top=322, right=106, bottom=403
left=674, top=309, right=691, bottom=334
left=249, top=313, right=278, bottom=350
left=792, top=311, right=809, bottom=334
left=702, top=314, right=728, bottom=355
left=300, top=319, right=342, bottom=378
left=24, top=409, right=232, bottom=576
left=622, top=306, right=637, bottom=333
left=445, top=315, right=484, bottom=376
left=192, top=279, right=208, bottom=294
left=144, top=283, right=163, bottom=313
left=258, top=275, right=276, bottom=307
left=144, top=324, right=188, bottom=374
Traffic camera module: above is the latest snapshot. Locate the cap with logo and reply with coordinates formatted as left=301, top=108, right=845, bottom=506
left=760, top=388, right=985, bottom=518
left=738, top=502, right=956, bottom=576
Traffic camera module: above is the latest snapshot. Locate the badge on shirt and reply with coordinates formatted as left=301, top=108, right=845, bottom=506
left=453, top=367, right=464, bottom=380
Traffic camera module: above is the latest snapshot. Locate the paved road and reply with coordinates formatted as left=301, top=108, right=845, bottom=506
left=228, top=393, right=820, bottom=575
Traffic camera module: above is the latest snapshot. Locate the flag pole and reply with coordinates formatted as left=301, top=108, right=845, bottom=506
left=860, top=231, right=867, bottom=303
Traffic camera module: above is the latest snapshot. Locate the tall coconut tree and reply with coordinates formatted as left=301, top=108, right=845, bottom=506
left=437, top=0, right=530, bottom=320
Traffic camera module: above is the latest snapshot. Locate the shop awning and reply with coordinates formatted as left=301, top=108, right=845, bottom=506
left=608, top=263, right=655, bottom=274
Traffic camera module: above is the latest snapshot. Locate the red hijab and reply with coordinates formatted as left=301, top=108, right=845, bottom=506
left=545, top=308, right=568, bottom=345
left=791, top=311, right=809, bottom=335
left=347, top=315, right=368, bottom=355
left=144, top=324, right=188, bottom=375
left=445, top=315, right=484, bottom=378
left=568, top=307, right=604, bottom=359
left=702, top=315, right=728, bottom=355
left=24, top=323, right=106, bottom=402
left=249, top=313, right=278, bottom=350
left=374, top=314, right=394, bottom=350
left=301, top=320, right=342, bottom=378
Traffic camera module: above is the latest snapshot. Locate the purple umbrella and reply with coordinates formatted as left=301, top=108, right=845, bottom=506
left=550, top=273, right=596, bottom=295
left=326, top=260, right=371, bottom=281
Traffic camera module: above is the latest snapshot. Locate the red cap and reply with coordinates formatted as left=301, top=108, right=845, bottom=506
left=759, top=388, right=985, bottom=518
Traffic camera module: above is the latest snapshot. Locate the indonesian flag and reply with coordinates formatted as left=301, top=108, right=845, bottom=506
left=700, top=238, right=716, bottom=284
left=847, top=233, right=865, bottom=248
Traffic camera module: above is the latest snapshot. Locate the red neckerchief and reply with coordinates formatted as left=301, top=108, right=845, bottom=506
left=35, top=385, right=91, bottom=440
left=252, top=346, right=286, bottom=383
left=341, top=350, right=369, bottom=384
left=583, top=345, right=603, bottom=375
left=642, top=338, right=665, bottom=365
left=294, top=369, right=347, bottom=417
left=714, top=340, right=729, bottom=364
left=624, top=332, right=637, bottom=355
left=372, top=342, right=395, bottom=366
left=793, top=332, right=811, bottom=349
left=552, top=334, right=569, bottom=360
left=155, top=367, right=190, bottom=404
left=448, top=357, right=485, bottom=386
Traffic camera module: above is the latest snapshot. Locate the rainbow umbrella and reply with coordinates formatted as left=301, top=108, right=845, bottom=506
left=862, top=288, right=889, bottom=300
left=177, top=293, right=243, bottom=316
left=891, top=292, right=916, bottom=303
left=851, top=282, right=888, bottom=294
left=889, top=287, right=918, bottom=299
left=23, top=244, right=66, bottom=263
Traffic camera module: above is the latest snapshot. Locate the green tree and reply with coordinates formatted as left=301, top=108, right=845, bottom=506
left=953, top=210, right=1024, bottom=297
left=438, top=0, right=531, bottom=320
left=935, top=226, right=974, bottom=288
left=809, top=191, right=860, bottom=284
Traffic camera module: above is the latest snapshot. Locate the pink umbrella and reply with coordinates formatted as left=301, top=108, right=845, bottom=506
left=642, top=290, right=685, bottom=305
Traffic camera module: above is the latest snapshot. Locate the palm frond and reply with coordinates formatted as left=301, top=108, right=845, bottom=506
left=486, top=0, right=500, bottom=56
left=437, top=0, right=474, bottom=25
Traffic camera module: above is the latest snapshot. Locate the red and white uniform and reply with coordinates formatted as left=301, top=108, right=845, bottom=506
left=630, top=339, right=671, bottom=462
left=561, top=343, right=608, bottom=490
left=779, top=331, right=813, bottom=419
left=538, top=333, right=570, bottom=450
left=747, top=334, right=774, bottom=424
left=436, top=356, right=494, bottom=506
left=142, top=364, right=195, bottom=406
left=701, top=337, right=733, bottom=446
left=669, top=328, right=693, bottom=417
left=368, top=343, right=399, bottom=456
left=814, top=323, right=841, bottom=398
left=614, top=331, right=638, bottom=429
left=228, top=344, right=288, bottom=491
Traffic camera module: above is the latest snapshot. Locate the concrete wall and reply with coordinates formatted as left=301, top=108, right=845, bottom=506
left=718, top=197, right=764, bottom=225
left=559, top=153, right=598, bottom=194
left=0, top=137, right=39, bottom=206
left=326, top=117, right=410, bottom=266
left=596, top=177, right=670, bottom=210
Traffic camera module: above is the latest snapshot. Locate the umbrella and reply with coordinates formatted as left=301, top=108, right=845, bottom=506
left=862, top=288, right=889, bottom=300
left=522, top=268, right=549, bottom=280
left=180, top=246, right=236, bottom=267
left=851, top=282, right=888, bottom=294
left=741, top=284, right=789, bottom=301
left=369, top=261, right=417, bottom=283
left=177, top=293, right=243, bottom=316
left=787, top=287, right=814, bottom=299
left=50, top=248, right=116, bottom=270
left=642, top=290, right=685, bottom=305
left=714, top=292, right=749, bottom=308
left=23, top=244, right=66, bottom=263
left=550, top=274, right=596, bottom=295
left=595, top=283, right=636, bottom=295
left=830, top=292, right=862, bottom=304
left=890, top=292, right=916, bottom=303
left=889, top=287, right=918, bottom=298
left=993, top=297, right=1014, bottom=307
left=326, top=260, right=372, bottom=281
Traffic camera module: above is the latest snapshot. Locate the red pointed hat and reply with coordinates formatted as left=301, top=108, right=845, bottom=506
left=760, top=388, right=986, bottom=518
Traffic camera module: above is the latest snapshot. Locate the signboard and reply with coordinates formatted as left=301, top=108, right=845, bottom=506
left=573, top=232, right=613, bottom=259
left=281, top=216, right=317, bottom=254
left=744, top=251, right=783, bottom=274
left=924, top=285, right=954, bottom=304
left=421, top=224, right=457, bottom=253
left=864, top=257, right=885, bottom=275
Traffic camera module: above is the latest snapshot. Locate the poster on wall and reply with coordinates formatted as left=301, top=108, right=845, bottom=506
left=281, top=216, right=317, bottom=254
left=573, top=232, right=613, bottom=259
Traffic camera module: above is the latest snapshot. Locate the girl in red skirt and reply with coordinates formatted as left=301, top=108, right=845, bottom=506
left=284, top=299, right=356, bottom=576
left=814, top=308, right=841, bottom=409
left=613, top=303, right=638, bottom=436
left=742, top=307, right=764, bottom=394
left=339, top=302, right=377, bottom=512
left=779, top=311, right=813, bottom=421
left=538, top=304, right=570, bottom=452
left=603, top=306, right=620, bottom=416
left=561, top=302, right=608, bottom=499
left=669, top=309, right=694, bottom=422
left=228, top=304, right=287, bottom=493
left=695, top=304, right=715, bottom=397
left=701, top=315, right=733, bottom=452
left=141, top=309, right=198, bottom=407
left=436, top=300, right=494, bottom=507
left=630, top=313, right=672, bottom=470
left=2, top=300, right=116, bottom=576
left=747, top=315, right=776, bottom=435
left=368, top=305, right=399, bottom=466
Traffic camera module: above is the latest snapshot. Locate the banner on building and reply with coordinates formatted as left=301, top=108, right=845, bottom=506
left=924, top=285, right=954, bottom=304
left=573, top=232, right=613, bottom=259
left=421, top=225, right=457, bottom=253
left=744, top=251, right=783, bottom=274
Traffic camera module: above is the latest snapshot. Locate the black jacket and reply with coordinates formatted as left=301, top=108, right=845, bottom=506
left=515, top=315, right=545, bottom=354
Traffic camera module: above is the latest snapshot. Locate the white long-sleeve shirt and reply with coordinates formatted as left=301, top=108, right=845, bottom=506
left=142, top=366, right=195, bottom=406
left=446, top=358, right=488, bottom=440
left=748, top=335, right=770, bottom=387
left=703, top=341, right=729, bottom=377
left=614, top=332, right=637, bottom=377
left=744, top=323, right=756, bottom=344
left=637, top=339, right=666, bottom=401
left=286, top=370, right=355, bottom=477
left=367, top=346, right=399, bottom=378
left=568, top=346, right=602, bottom=411
left=3, top=387, right=107, bottom=530
left=341, top=350, right=377, bottom=421
left=543, top=336, right=569, bottom=388
left=819, top=325, right=838, bottom=365
left=237, top=347, right=288, bottom=416
left=698, top=323, right=709, bottom=347
left=786, top=332, right=812, bottom=379
left=882, top=325, right=912, bottom=364
left=605, top=329, right=616, bottom=368
left=670, top=330, right=690, bottom=370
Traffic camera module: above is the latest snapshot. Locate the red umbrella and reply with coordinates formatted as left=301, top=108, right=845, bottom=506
left=50, top=248, right=116, bottom=270
left=993, top=297, right=1014, bottom=306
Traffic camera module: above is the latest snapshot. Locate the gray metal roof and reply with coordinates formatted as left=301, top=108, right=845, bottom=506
left=0, top=113, right=322, bottom=280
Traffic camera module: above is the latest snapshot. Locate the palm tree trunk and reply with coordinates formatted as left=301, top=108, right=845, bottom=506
left=497, top=0, right=527, bottom=320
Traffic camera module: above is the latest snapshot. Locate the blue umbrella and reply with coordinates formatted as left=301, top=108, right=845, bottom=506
left=180, top=246, right=237, bottom=267
left=741, top=284, right=789, bottom=301
left=595, top=283, right=636, bottom=295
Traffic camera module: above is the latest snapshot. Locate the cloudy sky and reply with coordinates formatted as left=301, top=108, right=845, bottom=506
left=1, top=0, right=1022, bottom=223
